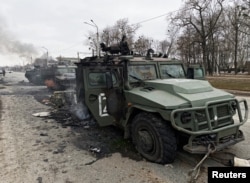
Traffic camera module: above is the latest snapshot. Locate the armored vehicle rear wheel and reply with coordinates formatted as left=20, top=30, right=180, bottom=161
left=132, top=112, right=177, bottom=164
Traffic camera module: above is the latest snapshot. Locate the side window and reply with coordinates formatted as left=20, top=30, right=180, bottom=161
left=193, top=68, right=204, bottom=78
left=187, top=67, right=205, bottom=79
left=88, top=72, right=117, bottom=87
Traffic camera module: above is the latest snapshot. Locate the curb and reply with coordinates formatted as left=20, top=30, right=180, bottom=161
left=224, top=89, right=250, bottom=97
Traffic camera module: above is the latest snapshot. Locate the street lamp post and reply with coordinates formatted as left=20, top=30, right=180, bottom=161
left=84, top=20, right=100, bottom=58
left=41, top=46, right=48, bottom=67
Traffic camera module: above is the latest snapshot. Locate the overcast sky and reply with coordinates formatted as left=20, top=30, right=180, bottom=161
left=0, top=0, right=183, bottom=66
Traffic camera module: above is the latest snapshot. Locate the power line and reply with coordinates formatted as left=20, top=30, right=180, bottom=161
left=133, top=7, right=189, bottom=25
left=49, top=41, right=83, bottom=54
left=57, top=41, right=83, bottom=52
left=135, top=13, right=171, bottom=24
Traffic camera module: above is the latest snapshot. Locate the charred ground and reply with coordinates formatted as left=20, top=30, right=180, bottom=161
left=0, top=77, right=141, bottom=163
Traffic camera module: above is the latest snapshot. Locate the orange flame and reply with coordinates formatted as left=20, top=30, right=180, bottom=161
left=45, top=79, right=56, bottom=88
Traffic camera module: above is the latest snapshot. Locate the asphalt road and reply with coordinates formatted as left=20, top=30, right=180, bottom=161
left=0, top=71, right=250, bottom=183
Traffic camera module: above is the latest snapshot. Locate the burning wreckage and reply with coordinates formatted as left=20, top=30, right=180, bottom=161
left=25, top=63, right=76, bottom=90
left=72, top=38, right=248, bottom=164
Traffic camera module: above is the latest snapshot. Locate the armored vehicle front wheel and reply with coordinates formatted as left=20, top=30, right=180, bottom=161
left=132, top=112, right=177, bottom=164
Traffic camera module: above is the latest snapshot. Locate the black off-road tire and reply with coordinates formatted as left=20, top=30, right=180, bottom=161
left=131, top=112, right=177, bottom=164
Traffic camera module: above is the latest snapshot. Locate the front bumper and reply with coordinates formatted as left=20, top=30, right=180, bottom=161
left=170, top=98, right=248, bottom=154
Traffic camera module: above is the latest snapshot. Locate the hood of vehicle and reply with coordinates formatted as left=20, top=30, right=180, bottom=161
left=125, top=79, right=233, bottom=109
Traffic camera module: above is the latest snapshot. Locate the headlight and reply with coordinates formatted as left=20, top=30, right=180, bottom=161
left=230, top=101, right=237, bottom=114
left=181, top=112, right=192, bottom=124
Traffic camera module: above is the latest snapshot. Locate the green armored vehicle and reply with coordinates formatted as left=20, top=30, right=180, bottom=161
left=75, top=52, right=248, bottom=164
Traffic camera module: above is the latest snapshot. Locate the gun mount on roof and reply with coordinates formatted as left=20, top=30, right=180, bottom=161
left=100, top=35, right=130, bottom=55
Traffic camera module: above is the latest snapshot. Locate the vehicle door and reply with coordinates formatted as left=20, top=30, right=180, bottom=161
left=83, top=67, right=120, bottom=126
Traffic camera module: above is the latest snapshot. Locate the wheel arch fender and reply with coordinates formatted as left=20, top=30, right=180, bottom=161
left=124, top=105, right=165, bottom=139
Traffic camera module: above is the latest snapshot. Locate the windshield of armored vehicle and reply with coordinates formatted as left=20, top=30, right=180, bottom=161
left=57, top=67, right=75, bottom=74
left=160, top=64, right=185, bottom=78
left=128, top=64, right=157, bottom=82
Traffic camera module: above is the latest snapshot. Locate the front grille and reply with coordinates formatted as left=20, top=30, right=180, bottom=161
left=217, top=104, right=230, bottom=117
left=195, top=103, right=233, bottom=131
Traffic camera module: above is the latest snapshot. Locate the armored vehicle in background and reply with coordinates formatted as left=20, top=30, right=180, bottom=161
left=25, top=64, right=76, bottom=90
left=52, top=65, right=76, bottom=90
left=75, top=46, right=248, bottom=164
left=25, top=66, right=55, bottom=85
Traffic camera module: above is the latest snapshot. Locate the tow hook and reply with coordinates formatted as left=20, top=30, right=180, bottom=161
left=188, top=144, right=216, bottom=183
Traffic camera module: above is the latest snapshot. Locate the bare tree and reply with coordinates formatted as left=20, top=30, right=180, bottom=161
left=171, top=0, right=225, bottom=75
left=165, top=25, right=180, bottom=58
left=222, top=0, right=250, bottom=73
left=101, top=18, right=140, bottom=47
left=85, top=31, right=99, bottom=56
left=175, top=25, right=202, bottom=64
left=133, top=36, right=153, bottom=55
left=85, top=18, right=140, bottom=55
left=133, top=33, right=177, bottom=58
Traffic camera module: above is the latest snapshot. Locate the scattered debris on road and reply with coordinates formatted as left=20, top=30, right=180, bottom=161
left=32, top=112, right=51, bottom=117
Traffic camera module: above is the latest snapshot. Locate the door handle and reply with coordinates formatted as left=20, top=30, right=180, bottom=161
left=89, top=94, right=97, bottom=102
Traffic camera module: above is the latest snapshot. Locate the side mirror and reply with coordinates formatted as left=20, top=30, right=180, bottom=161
left=105, top=72, right=113, bottom=89
left=187, top=68, right=194, bottom=79
left=187, top=67, right=205, bottom=80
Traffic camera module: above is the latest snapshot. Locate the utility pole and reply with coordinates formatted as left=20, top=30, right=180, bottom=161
left=84, top=20, right=100, bottom=58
